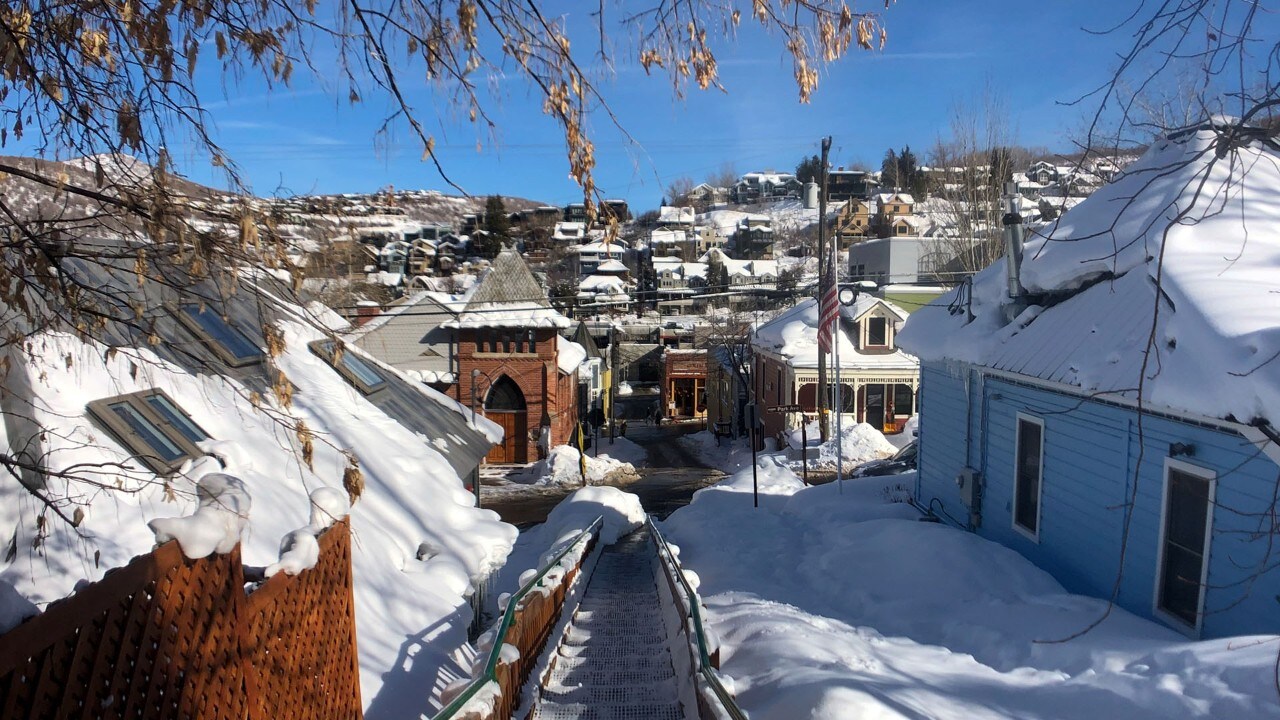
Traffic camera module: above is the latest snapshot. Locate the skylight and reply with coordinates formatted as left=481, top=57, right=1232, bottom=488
left=178, top=304, right=264, bottom=366
left=87, top=390, right=210, bottom=474
left=310, top=340, right=388, bottom=395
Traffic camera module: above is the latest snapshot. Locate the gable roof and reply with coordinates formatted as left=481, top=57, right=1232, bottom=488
left=752, top=298, right=917, bottom=370
left=898, top=122, right=1280, bottom=425
left=445, top=246, right=571, bottom=329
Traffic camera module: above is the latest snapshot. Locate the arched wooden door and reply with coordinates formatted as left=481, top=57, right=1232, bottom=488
left=484, top=376, right=528, bottom=464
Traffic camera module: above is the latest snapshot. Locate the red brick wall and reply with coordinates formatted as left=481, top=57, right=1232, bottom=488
left=456, top=328, right=578, bottom=461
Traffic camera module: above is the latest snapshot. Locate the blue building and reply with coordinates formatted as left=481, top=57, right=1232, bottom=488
left=898, top=123, right=1280, bottom=639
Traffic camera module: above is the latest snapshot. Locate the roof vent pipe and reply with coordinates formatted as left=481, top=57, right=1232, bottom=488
left=1002, top=181, right=1027, bottom=323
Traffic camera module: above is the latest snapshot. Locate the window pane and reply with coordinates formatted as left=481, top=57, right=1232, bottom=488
left=182, top=306, right=262, bottom=360
left=145, top=395, right=208, bottom=443
left=1159, top=468, right=1210, bottom=625
left=1015, top=419, right=1042, bottom=533
left=110, top=402, right=184, bottom=461
left=868, top=317, right=887, bottom=345
left=340, top=352, right=386, bottom=390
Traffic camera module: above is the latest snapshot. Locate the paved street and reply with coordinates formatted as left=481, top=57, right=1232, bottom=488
left=480, top=422, right=726, bottom=528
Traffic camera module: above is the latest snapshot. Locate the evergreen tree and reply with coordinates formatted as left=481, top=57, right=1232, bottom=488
left=483, top=195, right=511, bottom=237
left=880, top=148, right=899, bottom=189
left=795, top=154, right=823, bottom=184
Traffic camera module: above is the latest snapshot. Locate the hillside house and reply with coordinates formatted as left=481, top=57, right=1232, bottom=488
left=445, top=247, right=581, bottom=464
left=732, top=216, right=775, bottom=259
left=732, top=172, right=803, bottom=204
left=573, top=240, right=628, bottom=276
left=752, top=297, right=919, bottom=444
left=553, top=221, right=587, bottom=243
left=898, top=123, right=1280, bottom=639
left=827, top=169, right=877, bottom=202
left=834, top=199, right=873, bottom=247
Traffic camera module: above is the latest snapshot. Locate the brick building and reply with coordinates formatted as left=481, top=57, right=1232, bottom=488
left=662, top=348, right=708, bottom=420
left=446, top=248, right=579, bottom=464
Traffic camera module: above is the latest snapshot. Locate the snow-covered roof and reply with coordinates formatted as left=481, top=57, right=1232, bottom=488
left=575, top=241, right=626, bottom=254
left=595, top=259, right=628, bottom=274
left=898, top=123, right=1280, bottom=426
left=445, top=247, right=572, bottom=329
left=578, top=274, right=628, bottom=292
left=753, top=298, right=918, bottom=370
left=658, top=206, right=695, bottom=225
left=649, top=229, right=688, bottom=245
left=878, top=192, right=916, bottom=204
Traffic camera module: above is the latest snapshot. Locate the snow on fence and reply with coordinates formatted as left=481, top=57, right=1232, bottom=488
left=0, top=519, right=361, bottom=720
left=435, top=518, right=602, bottom=720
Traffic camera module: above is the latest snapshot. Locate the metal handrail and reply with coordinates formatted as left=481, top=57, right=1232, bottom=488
left=431, top=515, right=605, bottom=720
left=646, top=516, right=749, bottom=720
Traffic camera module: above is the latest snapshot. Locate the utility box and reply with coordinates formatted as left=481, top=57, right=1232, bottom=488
left=957, top=467, right=982, bottom=509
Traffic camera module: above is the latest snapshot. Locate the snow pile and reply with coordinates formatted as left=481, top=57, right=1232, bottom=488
left=787, top=421, right=896, bottom=471
left=899, top=125, right=1280, bottom=426
left=512, top=445, right=639, bottom=487
left=491, top=487, right=645, bottom=605
left=662, top=463, right=1280, bottom=719
left=679, top=430, right=751, bottom=472
left=556, top=337, right=587, bottom=374
left=149, top=474, right=252, bottom=559
left=266, top=487, right=352, bottom=578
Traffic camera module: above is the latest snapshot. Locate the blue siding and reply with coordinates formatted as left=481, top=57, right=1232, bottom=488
left=916, top=360, right=1280, bottom=638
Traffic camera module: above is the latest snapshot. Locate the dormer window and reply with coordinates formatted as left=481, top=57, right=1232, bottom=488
left=177, top=304, right=265, bottom=367
left=310, top=340, right=388, bottom=395
left=87, top=390, right=209, bottom=474
left=865, top=316, right=890, bottom=349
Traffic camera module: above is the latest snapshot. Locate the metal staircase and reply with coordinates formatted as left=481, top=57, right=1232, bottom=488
left=531, top=528, right=685, bottom=720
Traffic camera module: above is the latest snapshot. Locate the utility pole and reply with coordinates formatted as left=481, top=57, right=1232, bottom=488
left=816, top=136, right=832, bottom=442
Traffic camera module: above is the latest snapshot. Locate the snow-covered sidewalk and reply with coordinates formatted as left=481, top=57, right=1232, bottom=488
left=661, top=458, right=1280, bottom=719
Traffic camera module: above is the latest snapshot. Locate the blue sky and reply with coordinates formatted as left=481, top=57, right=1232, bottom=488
left=56, top=2, right=1278, bottom=209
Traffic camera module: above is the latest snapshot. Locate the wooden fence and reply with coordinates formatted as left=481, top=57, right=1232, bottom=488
left=0, top=520, right=361, bottom=720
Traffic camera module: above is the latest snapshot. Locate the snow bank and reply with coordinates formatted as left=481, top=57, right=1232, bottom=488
left=662, top=461, right=1280, bottom=719
left=149, top=474, right=252, bottom=559
left=491, top=487, right=645, bottom=606
left=678, top=430, right=751, bottom=472
left=511, top=445, right=639, bottom=487
left=593, top=436, right=647, bottom=466
left=786, top=421, right=896, bottom=471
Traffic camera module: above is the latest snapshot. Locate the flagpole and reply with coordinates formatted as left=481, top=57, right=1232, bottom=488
left=816, top=136, right=832, bottom=442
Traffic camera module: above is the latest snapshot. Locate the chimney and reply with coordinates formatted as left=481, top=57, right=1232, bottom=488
left=353, top=302, right=382, bottom=327
left=1002, top=181, right=1027, bottom=322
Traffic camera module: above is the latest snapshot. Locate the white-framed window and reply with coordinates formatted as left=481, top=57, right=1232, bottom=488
left=865, top=316, right=889, bottom=348
left=1154, top=458, right=1216, bottom=635
left=176, top=304, right=265, bottom=367
left=87, top=390, right=210, bottom=474
left=1012, top=413, right=1045, bottom=541
left=309, top=339, right=389, bottom=395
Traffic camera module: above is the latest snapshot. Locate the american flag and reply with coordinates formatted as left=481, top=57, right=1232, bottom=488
left=816, top=246, right=839, bottom=354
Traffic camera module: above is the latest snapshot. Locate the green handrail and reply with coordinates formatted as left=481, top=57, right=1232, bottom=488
left=647, top=515, right=749, bottom=720
left=431, top=515, right=604, bottom=719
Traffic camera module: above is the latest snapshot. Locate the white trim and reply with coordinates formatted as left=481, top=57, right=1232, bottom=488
left=1153, top=457, right=1216, bottom=638
left=1012, top=412, right=1045, bottom=543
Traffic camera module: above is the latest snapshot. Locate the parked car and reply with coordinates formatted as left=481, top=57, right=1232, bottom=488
left=851, top=440, right=917, bottom=478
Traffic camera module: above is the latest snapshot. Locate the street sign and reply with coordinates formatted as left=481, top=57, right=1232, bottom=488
left=767, top=404, right=803, bottom=413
